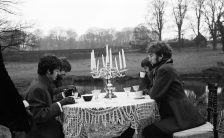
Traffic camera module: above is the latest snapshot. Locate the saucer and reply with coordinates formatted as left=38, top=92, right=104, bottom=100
left=134, top=96, right=144, bottom=99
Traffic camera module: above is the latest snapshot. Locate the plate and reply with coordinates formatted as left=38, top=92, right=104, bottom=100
left=134, top=96, right=144, bottom=99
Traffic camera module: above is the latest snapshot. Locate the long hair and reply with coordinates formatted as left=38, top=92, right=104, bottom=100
left=147, top=42, right=173, bottom=59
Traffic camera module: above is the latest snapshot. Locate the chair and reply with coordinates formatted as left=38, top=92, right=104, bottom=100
left=0, top=125, right=12, bottom=138
left=173, top=83, right=219, bottom=138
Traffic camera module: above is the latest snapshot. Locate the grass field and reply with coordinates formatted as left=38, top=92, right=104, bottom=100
left=4, top=47, right=224, bottom=94
left=6, top=47, right=223, bottom=79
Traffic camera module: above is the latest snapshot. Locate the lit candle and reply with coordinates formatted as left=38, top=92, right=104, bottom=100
left=122, top=49, right=126, bottom=68
left=106, top=44, right=109, bottom=65
left=110, top=48, right=113, bottom=68
left=115, top=57, right=118, bottom=70
left=119, top=51, right=123, bottom=69
left=96, top=59, right=99, bottom=71
left=92, top=50, right=96, bottom=69
left=102, top=54, right=105, bottom=67
left=90, top=50, right=93, bottom=70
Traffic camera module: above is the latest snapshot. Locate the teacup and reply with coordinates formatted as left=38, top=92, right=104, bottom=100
left=91, top=89, right=101, bottom=100
left=135, top=91, right=143, bottom=98
left=73, top=92, right=79, bottom=99
left=140, top=71, right=146, bottom=78
left=132, top=85, right=139, bottom=92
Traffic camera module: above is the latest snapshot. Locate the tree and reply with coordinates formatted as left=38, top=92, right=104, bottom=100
left=66, top=29, right=77, bottom=49
left=146, top=0, right=166, bottom=41
left=131, top=24, right=152, bottom=51
left=48, top=28, right=68, bottom=49
left=217, top=11, right=224, bottom=52
left=21, top=30, right=43, bottom=51
left=192, top=0, right=205, bottom=50
left=0, top=0, right=31, bottom=51
left=0, top=0, right=18, bottom=15
left=203, top=0, right=224, bottom=50
left=172, top=0, right=190, bottom=51
left=114, top=28, right=133, bottom=46
left=0, top=29, right=26, bottom=51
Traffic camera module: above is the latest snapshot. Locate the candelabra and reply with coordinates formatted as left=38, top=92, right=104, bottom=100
left=90, top=63, right=127, bottom=99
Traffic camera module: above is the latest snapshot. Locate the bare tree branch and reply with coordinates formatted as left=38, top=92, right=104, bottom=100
left=172, top=0, right=190, bottom=50
left=146, top=0, right=166, bottom=41
left=203, top=0, right=224, bottom=50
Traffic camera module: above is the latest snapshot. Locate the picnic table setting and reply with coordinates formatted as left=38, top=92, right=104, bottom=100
left=58, top=45, right=159, bottom=138
left=61, top=91, right=158, bottom=138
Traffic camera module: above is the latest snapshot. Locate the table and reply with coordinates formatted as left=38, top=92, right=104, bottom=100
left=61, top=92, right=159, bottom=138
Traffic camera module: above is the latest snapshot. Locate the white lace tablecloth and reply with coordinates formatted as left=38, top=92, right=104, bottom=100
left=61, top=92, right=159, bottom=138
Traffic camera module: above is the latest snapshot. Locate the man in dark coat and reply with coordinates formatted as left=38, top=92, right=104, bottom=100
left=25, top=55, right=75, bottom=138
left=143, top=42, right=206, bottom=138
left=0, top=45, right=30, bottom=136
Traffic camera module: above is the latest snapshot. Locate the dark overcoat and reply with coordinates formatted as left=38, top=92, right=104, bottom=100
left=149, top=60, right=206, bottom=134
left=0, top=46, right=30, bottom=132
left=25, top=75, right=64, bottom=138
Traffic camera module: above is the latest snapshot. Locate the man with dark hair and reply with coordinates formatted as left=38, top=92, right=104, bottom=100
left=25, top=55, right=75, bottom=138
left=54, top=57, right=71, bottom=88
left=142, top=42, right=205, bottom=138
left=53, top=57, right=80, bottom=98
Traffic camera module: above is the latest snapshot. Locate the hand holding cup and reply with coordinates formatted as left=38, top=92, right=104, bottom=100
left=140, top=71, right=146, bottom=78
left=63, top=88, right=74, bottom=97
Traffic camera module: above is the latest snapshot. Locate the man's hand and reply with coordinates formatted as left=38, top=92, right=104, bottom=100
left=63, top=86, right=77, bottom=97
left=59, top=97, right=75, bottom=106
left=63, top=89, right=73, bottom=97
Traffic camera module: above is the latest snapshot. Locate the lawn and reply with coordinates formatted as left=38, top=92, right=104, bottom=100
left=4, top=47, right=224, bottom=95
left=6, top=47, right=223, bottom=80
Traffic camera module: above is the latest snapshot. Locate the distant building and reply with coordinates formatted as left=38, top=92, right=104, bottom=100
left=193, top=33, right=207, bottom=47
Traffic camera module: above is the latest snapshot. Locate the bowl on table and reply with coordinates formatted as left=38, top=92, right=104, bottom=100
left=82, top=94, right=93, bottom=102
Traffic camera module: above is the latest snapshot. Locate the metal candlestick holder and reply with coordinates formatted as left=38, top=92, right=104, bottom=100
left=90, top=63, right=127, bottom=99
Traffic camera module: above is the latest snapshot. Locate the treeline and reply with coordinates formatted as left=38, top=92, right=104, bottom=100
left=3, top=47, right=129, bottom=62
left=21, top=28, right=133, bottom=51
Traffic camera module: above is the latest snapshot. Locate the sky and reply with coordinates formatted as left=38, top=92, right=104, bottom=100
left=9, top=0, right=149, bottom=36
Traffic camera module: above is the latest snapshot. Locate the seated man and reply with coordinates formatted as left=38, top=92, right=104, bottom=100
left=25, top=55, right=75, bottom=138
left=142, top=42, right=206, bottom=138
left=139, top=57, right=153, bottom=95
left=53, top=57, right=80, bottom=98
left=54, top=57, right=71, bottom=88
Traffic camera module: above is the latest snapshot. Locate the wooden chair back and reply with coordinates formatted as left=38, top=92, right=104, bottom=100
left=207, top=83, right=218, bottom=138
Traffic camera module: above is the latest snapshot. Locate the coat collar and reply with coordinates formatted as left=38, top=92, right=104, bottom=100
left=152, top=58, right=173, bottom=79
left=38, top=75, right=55, bottom=98
left=154, top=58, right=173, bottom=70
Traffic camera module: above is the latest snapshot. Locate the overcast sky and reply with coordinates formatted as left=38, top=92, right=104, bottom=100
left=10, top=0, right=148, bottom=36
